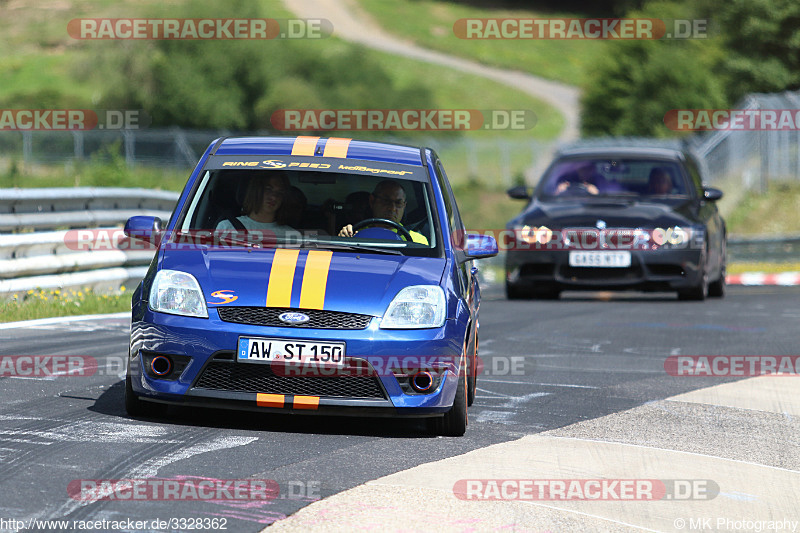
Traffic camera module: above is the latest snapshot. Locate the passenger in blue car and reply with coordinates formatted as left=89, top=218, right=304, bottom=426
left=216, top=173, right=294, bottom=232
left=337, top=180, right=428, bottom=244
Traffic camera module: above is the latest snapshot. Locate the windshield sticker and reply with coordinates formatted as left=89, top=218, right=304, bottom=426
left=208, top=155, right=425, bottom=181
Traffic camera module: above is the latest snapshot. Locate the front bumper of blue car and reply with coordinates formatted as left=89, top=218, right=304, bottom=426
left=128, top=302, right=467, bottom=418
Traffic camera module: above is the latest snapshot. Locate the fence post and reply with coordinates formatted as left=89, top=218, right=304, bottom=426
left=22, top=132, right=32, bottom=166
left=124, top=130, right=135, bottom=168
left=466, top=138, right=478, bottom=181
left=72, top=131, right=84, bottom=161
left=499, top=140, right=510, bottom=187
left=758, top=129, right=768, bottom=194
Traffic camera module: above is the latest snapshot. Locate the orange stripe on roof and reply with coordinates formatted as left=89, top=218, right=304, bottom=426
left=322, top=137, right=351, bottom=158
left=299, top=250, right=333, bottom=310
left=293, top=396, right=320, bottom=410
left=266, top=249, right=299, bottom=307
left=291, top=136, right=320, bottom=156
left=257, top=393, right=284, bottom=408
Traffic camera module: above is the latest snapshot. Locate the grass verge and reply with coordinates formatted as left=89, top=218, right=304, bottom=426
left=356, top=0, right=603, bottom=85
left=0, top=287, right=130, bottom=323
left=727, top=262, right=800, bottom=275
left=725, top=181, right=800, bottom=236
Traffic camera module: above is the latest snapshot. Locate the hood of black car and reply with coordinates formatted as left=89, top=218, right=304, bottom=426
left=514, top=198, right=697, bottom=229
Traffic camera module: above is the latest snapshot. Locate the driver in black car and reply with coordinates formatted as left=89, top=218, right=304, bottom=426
left=337, top=179, right=428, bottom=244
left=554, top=162, right=603, bottom=195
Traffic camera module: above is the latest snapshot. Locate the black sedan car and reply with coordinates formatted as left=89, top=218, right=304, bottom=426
left=505, top=144, right=726, bottom=300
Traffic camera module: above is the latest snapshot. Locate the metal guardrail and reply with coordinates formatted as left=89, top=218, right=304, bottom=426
left=0, top=188, right=178, bottom=296
left=0, top=186, right=796, bottom=298
left=727, top=235, right=800, bottom=264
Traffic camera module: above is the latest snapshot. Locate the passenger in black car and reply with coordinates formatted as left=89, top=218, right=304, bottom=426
left=647, top=167, right=674, bottom=195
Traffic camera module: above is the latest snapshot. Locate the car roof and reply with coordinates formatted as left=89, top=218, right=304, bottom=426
left=554, top=138, right=690, bottom=161
left=211, top=136, right=426, bottom=166
left=555, top=146, right=686, bottom=160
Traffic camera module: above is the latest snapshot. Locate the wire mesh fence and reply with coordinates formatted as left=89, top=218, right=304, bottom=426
left=0, top=129, right=550, bottom=189
left=1, top=88, right=798, bottom=191
left=691, top=90, right=800, bottom=193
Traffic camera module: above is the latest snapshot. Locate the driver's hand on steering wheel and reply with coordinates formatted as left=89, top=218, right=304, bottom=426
left=556, top=181, right=599, bottom=195
left=338, top=224, right=354, bottom=237
left=582, top=182, right=600, bottom=195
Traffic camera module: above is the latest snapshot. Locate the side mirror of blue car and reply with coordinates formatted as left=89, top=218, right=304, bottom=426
left=124, top=216, right=163, bottom=245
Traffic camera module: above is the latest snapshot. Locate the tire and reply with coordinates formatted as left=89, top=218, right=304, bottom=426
left=678, top=268, right=708, bottom=301
left=430, top=371, right=468, bottom=437
left=678, top=246, right=709, bottom=301
left=708, top=242, right=726, bottom=298
left=506, top=281, right=560, bottom=300
left=467, top=334, right=477, bottom=407
left=505, top=281, right=531, bottom=300
left=533, top=288, right=561, bottom=300
left=707, top=273, right=725, bottom=298
left=125, top=364, right=167, bottom=418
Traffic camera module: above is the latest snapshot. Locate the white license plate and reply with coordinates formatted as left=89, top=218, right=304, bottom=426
left=237, top=337, right=345, bottom=367
left=568, top=251, right=631, bottom=268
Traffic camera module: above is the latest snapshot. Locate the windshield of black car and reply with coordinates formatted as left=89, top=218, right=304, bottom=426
left=538, top=158, right=690, bottom=199
left=177, top=158, right=439, bottom=256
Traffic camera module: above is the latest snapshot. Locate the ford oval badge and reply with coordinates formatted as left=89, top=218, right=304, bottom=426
left=279, top=312, right=310, bottom=325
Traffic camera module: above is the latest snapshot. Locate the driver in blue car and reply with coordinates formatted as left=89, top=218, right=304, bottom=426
left=337, top=179, right=428, bottom=244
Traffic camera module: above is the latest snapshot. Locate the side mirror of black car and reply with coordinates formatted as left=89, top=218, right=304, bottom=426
left=507, top=185, right=532, bottom=200
left=703, top=187, right=723, bottom=201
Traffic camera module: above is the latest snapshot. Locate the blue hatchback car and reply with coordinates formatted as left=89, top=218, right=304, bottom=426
left=124, top=136, right=497, bottom=436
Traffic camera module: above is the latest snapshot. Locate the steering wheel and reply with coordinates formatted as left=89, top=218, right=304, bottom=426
left=351, top=218, right=413, bottom=241
left=568, top=182, right=595, bottom=196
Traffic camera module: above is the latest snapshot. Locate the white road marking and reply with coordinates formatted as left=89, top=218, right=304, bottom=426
left=473, top=392, right=550, bottom=423
left=0, top=312, right=129, bottom=330
left=45, top=435, right=259, bottom=519
left=0, top=420, right=179, bottom=444
left=480, top=378, right=599, bottom=388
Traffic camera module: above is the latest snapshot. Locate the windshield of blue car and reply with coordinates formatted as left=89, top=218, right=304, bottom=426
left=538, top=159, right=690, bottom=199
left=176, top=160, right=439, bottom=256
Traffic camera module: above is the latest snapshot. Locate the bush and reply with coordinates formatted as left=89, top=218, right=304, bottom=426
left=87, top=0, right=437, bottom=132
left=581, top=1, right=727, bottom=137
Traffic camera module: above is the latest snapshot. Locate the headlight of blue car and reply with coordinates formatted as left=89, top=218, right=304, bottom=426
left=381, top=285, right=446, bottom=329
left=149, top=270, right=208, bottom=318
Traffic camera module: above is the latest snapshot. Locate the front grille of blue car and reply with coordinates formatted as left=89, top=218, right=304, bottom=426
left=193, top=361, right=387, bottom=399
left=217, top=307, right=373, bottom=329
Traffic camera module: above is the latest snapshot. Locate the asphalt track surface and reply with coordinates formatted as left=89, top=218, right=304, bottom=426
left=0, top=286, right=798, bottom=532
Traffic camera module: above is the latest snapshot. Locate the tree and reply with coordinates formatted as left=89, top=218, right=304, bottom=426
left=716, top=0, right=800, bottom=102
left=580, top=1, right=726, bottom=137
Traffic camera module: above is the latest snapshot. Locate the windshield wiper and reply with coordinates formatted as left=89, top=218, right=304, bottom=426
left=301, top=241, right=405, bottom=255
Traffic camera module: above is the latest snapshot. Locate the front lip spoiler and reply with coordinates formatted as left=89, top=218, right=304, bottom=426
left=136, top=389, right=450, bottom=418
